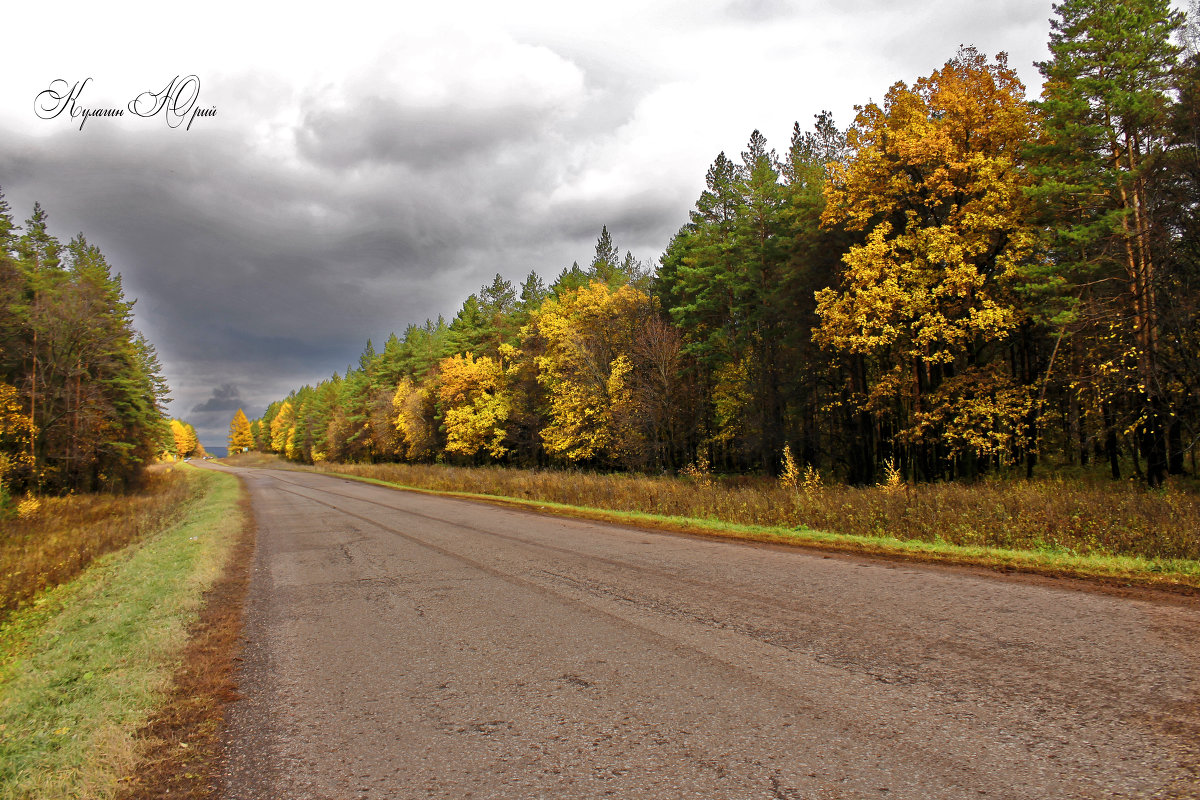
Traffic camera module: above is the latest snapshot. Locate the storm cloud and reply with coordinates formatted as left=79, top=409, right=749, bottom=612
left=192, top=383, right=245, bottom=413
left=0, top=0, right=1061, bottom=447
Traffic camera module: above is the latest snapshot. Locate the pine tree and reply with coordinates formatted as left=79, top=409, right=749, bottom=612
left=734, top=129, right=788, bottom=471
left=661, top=134, right=794, bottom=471
left=16, top=202, right=62, bottom=488
left=0, top=187, right=17, bottom=253
left=0, top=201, right=167, bottom=492
left=0, top=189, right=23, bottom=386
left=448, top=295, right=489, bottom=355
left=551, top=262, right=589, bottom=297
left=589, top=226, right=628, bottom=286
left=1030, top=0, right=1185, bottom=485
left=516, top=271, right=547, bottom=324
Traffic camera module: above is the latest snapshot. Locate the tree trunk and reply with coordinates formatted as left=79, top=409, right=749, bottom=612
left=1103, top=402, right=1120, bottom=480
left=1168, top=418, right=1184, bottom=475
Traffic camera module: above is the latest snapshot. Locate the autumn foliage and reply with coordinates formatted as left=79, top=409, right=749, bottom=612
left=436, top=352, right=510, bottom=459
left=816, top=49, right=1040, bottom=471
left=227, top=408, right=253, bottom=454
left=250, top=3, right=1200, bottom=487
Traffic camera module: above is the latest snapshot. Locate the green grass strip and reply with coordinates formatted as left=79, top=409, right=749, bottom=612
left=0, top=467, right=242, bottom=800
left=320, top=469, right=1200, bottom=591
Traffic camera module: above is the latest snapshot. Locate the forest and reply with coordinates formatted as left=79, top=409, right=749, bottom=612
left=0, top=195, right=171, bottom=501
left=247, top=1, right=1200, bottom=487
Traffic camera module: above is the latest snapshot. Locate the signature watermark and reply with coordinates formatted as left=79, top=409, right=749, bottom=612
left=35, top=76, right=216, bottom=131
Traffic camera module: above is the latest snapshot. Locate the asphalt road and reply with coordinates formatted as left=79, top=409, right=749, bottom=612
left=213, top=465, right=1200, bottom=799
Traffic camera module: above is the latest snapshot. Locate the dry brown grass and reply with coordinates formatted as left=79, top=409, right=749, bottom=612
left=0, top=466, right=201, bottom=620
left=307, top=461, right=1200, bottom=563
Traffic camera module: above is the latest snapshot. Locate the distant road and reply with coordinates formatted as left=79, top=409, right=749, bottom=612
left=211, top=464, right=1200, bottom=799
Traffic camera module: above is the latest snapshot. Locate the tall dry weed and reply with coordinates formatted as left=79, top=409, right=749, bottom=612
left=0, top=467, right=198, bottom=618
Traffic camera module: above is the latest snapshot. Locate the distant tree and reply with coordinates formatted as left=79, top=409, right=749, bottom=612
left=436, top=352, right=511, bottom=459
left=228, top=408, right=253, bottom=453
left=169, top=419, right=199, bottom=460
left=527, top=281, right=651, bottom=464
left=269, top=401, right=294, bottom=453
left=588, top=225, right=624, bottom=287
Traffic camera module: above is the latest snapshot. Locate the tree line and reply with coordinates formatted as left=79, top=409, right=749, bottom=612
left=0, top=195, right=170, bottom=499
left=249, top=0, right=1199, bottom=486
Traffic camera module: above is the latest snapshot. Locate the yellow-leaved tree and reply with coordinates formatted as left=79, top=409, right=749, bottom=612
left=393, top=376, right=439, bottom=461
left=436, top=352, right=511, bottom=459
left=285, top=402, right=306, bottom=461
left=815, top=47, right=1039, bottom=473
left=269, top=401, right=294, bottom=454
left=169, top=418, right=199, bottom=460
left=527, top=281, right=648, bottom=463
left=0, top=382, right=35, bottom=502
left=228, top=408, right=253, bottom=453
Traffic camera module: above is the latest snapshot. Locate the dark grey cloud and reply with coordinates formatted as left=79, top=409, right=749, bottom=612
left=0, top=0, right=1061, bottom=449
left=297, top=100, right=554, bottom=170
left=0, top=74, right=678, bottom=448
left=192, top=383, right=244, bottom=413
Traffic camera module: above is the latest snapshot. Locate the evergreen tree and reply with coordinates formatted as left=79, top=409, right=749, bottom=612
left=589, top=226, right=627, bottom=286
left=448, top=295, right=489, bottom=355
left=551, top=261, right=589, bottom=297
left=661, top=134, right=794, bottom=471
left=1030, top=0, right=1185, bottom=485
left=0, top=201, right=167, bottom=492
left=780, top=112, right=854, bottom=477
left=516, top=271, right=548, bottom=324
left=0, top=187, right=17, bottom=252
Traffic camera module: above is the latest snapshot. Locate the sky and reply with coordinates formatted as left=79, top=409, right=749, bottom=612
left=0, top=0, right=1109, bottom=448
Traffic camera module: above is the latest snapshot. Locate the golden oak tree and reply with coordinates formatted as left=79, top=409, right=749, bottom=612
left=815, top=48, right=1039, bottom=472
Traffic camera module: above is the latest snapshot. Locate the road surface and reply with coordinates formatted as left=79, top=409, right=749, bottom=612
left=213, top=465, right=1200, bottom=799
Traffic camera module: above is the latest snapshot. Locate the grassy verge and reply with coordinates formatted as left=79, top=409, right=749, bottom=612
left=224, top=454, right=1200, bottom=592
left=0, top=466, right=244, bottom=800
left=1, top=467, right=199, bottom=621
left=116, top=480, right=254, bottom=800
